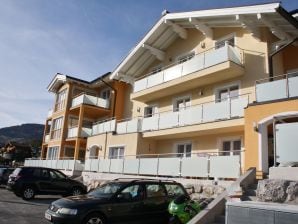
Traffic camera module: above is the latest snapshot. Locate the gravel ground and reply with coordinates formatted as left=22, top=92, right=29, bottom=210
left=0, top=186, right=60, bottom=224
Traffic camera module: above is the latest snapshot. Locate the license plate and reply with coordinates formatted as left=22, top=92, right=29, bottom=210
left=45, top=212, right=51, bottom=221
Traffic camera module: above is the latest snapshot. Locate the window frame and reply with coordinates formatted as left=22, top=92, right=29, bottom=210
left=214, top=81, right=241, bottom=103
left=108, top=145, right=125, bottom=159
left=174, top=141, right=192, bottom=158
left=217, top=136, right=242, bottom=156
left=55, top=89, right=67, bottom=112
left=173, top=95, right=191, bottom=112
left=144, top=104, right=158, bottom=118
left=50, top=116, right=63, bottom=140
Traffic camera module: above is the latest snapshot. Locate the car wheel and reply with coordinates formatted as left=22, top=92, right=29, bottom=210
left=22, top=186, right=35, bottom=200
left=83, top=213, right=105, bottom=224
left=71, top=187, right=83, bottom=196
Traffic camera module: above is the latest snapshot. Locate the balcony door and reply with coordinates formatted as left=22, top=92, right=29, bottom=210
left=109, top=146, right=125, bottom=159
left=221, top=139, right=241, bottom=156
left=173, top=96, right=191, bottom=112
left=176, top=143, right=192, bottom=157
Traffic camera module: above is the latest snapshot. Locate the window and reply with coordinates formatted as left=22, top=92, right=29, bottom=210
left=108, top=146, right=124, bottom=159
left=165, top=184, right=185, bottom=198
left=51, top=117, right=63, bottom=139
left=215, top=34, right=235, bottom=49
left=177, top=52, right=195, bottom=64
left=221, top=139, right=241, bottom=156
left=100, top=89, right=111, bottom=100
left=146, top=184, right=166, bottom=198
left=117, top=184, right=144, bottom=202
left=55, top=89, right=67, bottom=112
left=49, top=170, right=66, bottom=179
left=64, top=147, right=74, bottom=158
left=41, top=169, right=50, bottom=178
left=144, top=105, right=158, bottom=117
left=174, top=96, right=191, bottom=112
left=47, top=146, right=59, bottom=160
left=216, top=84, right=239, bottom=102
left=177, top=143, right=192, bottom=157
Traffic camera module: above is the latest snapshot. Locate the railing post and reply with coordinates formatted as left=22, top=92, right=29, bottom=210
left=286, top=74, right=290, bottom=98
left=201, top=104, right=204, bottom=123
left=156, top=154, right=160, bottom=177
left=137, top=157, right=141, bottom=176
left=229, top=98, right=232, bottom=118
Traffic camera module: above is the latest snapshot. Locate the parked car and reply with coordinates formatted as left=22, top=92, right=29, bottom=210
left=7, top=166, right=86, bottom=200
left=45, top=178, right=188, bottom=224
left=0, top=167, right=15, bottom=185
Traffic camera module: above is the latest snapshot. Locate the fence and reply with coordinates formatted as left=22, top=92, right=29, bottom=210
left=71, top=93, right=110, bottom=109
left=84, top=151, right=243, bottom=179
left=24, top=158, right=85, bottom=171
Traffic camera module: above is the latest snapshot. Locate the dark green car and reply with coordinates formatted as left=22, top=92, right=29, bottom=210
left=45, top=178, right=188, bottom=224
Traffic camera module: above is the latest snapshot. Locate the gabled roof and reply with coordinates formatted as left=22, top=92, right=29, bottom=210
left=47, top=72, right=111, bottom=93
left=110, top=2, right=298, bottom=81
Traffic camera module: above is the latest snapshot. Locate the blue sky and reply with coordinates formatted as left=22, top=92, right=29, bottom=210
left=0, top=0, right=297, bottom=128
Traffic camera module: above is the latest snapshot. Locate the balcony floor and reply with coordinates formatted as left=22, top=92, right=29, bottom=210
left=69, top=104, right=111, bottom=119
left=132, top=61, right=244, bottom=102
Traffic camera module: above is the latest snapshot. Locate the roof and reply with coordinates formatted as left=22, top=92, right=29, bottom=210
left=110, top=2, right=298, bottom=81
left=47, top=72, right=111, bottom=93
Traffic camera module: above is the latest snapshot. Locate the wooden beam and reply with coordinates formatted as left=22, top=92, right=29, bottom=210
left=257, top=13, right=292, bottom=40
left=235, top=15, right=260, bottom=40
left=164, top=19, right=187, bottom=39
left=189, top=18, right=213, bottom=39
left=142, top=44, right=165, bottom=61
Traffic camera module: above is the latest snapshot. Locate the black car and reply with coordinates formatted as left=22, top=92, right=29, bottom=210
left=7, top=166, right=86, bottom=200
left=0, top=167, right=14, bottom=185
left=45, top=178, right=188, bottom=224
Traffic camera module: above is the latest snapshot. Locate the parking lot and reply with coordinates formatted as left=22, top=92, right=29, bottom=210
left=0, top=186, right=59, bottom=224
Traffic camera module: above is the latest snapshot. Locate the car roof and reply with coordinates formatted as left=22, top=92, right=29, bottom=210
left=112, top=178, right=179, bottom=184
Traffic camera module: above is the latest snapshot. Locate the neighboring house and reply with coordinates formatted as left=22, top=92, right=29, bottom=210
left=1, top=142, right=32, bottom=162
left=29, top=2, right=297, bottom=179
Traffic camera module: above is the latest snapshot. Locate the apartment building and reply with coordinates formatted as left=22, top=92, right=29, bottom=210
left=27, top=3, right=298, bottom=179
left=40, top=73, right=129, bottom=170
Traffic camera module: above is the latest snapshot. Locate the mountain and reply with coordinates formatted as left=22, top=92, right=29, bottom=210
left=0, top=123, right=44, bottom=147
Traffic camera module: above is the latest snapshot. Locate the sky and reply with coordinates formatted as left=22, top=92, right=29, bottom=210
left=0, top=0, right=297, bottom=128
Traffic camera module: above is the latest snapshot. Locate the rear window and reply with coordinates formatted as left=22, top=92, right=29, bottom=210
left=0, top=168, right=4, bottom=175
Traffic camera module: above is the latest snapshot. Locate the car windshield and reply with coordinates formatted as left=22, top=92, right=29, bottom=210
left=88, top=182, right=123, bottom=198
left=12, top=168, right=21, bottom=176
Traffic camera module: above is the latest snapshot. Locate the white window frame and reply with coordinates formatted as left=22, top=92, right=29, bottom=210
left=51, top=116, right=64, bottom=140
left=47, top=146, right=59, bottom=160
left=144, top=104, right=158, bottom=117
left=55, top=89, right=67, bottom=112
left=174, top=141, right=192, bottom=158
left=63, top=146, right=75, bottom=159
left=100, top=88, right=111, bottom=100
left=214, top=81, right=241, bottom=102
left=176, top=51, right=195, bottom=64
left=215, top=33, right=236, bottom=49
left=173, top=95, right=191, bottom=112
left=217, top=136, right=243, bottom=156
left=108, top=145, right=125, bottom=159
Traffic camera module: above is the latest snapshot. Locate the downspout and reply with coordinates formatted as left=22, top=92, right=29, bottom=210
left=269, top=37, right=298, bottom=78
left=100, top=77, right=117, bottom=118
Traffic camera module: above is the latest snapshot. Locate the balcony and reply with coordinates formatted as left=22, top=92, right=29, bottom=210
left=84, top=151, right=243, bottom=179
left=67, top=127, right=92, bottom=138
left=72, top=93, right=110, bottom=109
left=92, top=119, right=116, bottom=135
left=141, top=95, right=249, bottom=133
left=116, top=118, right=142, bottom=134
left=132, top=44, right=244, bottom=102
left=256, top=72, right=298, bottom=103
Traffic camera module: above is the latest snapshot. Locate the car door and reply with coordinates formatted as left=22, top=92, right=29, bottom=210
left=36, top=168, right=52, bottom=192
left=142, top=183, right=169, bottom=223
left=108, top=184, right=145, bottom=223
left=47, top=170, right=69, bottom=194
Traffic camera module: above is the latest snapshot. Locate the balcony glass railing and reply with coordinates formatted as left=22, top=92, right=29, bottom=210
left=44, top=134, right=50, bottom=143
left=255, top=72, right=298, bottom=102
left=92, top=119, right=116, bottom=135
left=134, top=44, right=242, bottom=93
left=67, top=127, right=92, bottom=138
left=141, top=95, right=249, bottom=132
left=116, top=118, right=142, bottom=134
left=71, top=93, right=110, bottom=109
left=24, top=158, right=84, bottom=171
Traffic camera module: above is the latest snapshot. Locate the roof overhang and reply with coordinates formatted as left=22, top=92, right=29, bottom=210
left=47, top=74, right=68, bottom=93
left=110, top=2, right=298, bottom=82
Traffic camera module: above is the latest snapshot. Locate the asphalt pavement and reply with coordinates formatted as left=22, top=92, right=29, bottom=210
left=0, top=186, right=60, bottom=224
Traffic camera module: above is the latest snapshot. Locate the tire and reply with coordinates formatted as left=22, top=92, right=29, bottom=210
left=22, top=186, right=35, bottom=200
left=71, top=187, right=83, bottom=196
left=82, top=213, right=106, bottom=224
